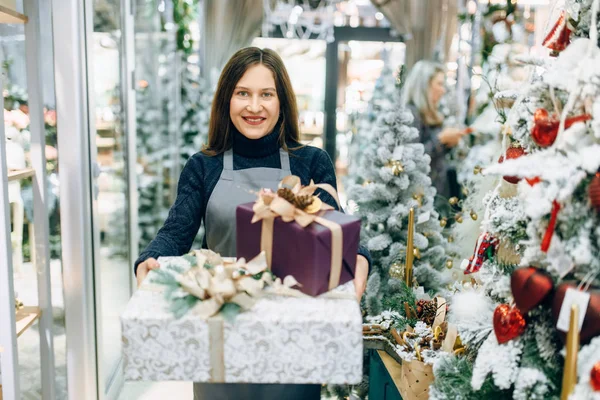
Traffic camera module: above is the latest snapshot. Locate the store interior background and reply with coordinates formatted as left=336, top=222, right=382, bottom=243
left=1, top=0, right=551, bottom=398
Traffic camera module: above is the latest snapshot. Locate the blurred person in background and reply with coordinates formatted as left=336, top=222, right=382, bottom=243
left=403, top=60, right=468, bottom=203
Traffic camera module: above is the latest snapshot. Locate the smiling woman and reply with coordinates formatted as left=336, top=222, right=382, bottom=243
left=133, top=46, right=372, bottom=400
left=201, top=47, right=300, bottom=156
left=229, top=65, right=280, bottom=139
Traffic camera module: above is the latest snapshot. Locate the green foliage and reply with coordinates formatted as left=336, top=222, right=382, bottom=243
left=431, top=355, right=512, bottom=400
left=170, top=295, right=199, bottom=319
left=219, top=303, right=242, bottom=323
left=173, top=0, right=198, bottom=55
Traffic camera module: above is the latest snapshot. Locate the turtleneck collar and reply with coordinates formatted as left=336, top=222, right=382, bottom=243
left=232, top=124, right=282, bottom=158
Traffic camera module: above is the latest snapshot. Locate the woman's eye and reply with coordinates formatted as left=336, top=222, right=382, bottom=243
left=238, top=91, right=248, bottom=96
left=262, top=92, right=273, bottom=98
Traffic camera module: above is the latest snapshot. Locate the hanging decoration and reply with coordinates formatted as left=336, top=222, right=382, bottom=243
left=541, top=200, right=561, bottom=253
left=498, top=144, right=526, bottom=184
left=464, top=233, right=499, bottom=274
left=531, top=108, right=591, bottom=148
left=543, top=10, right=572, bottom=55
left=589, top=172, right=600, bottom=212
left=262, top=0, right=340, bottom=42
left=493, top=304, right=527, bottom=344
left=510, top=267, right=554, bottom=314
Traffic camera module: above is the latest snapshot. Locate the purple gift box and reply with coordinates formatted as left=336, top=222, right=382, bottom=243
left=236, top=202, right=361, bottom=296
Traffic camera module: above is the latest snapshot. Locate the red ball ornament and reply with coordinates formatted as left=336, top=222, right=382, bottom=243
left=530, top=108, right=592, bottom=148
left=590, top=173, right=600, bottom=212
left=591, top=362, right=600, bottom=391
left=498, top=145, right=526, bottom=184
left=511, top=267, right=554, bottom=314
left=531, top=109, right=559, bottom=147
left=493, top=304, right=527, bottom=344
left=552, top=282, right=600, bottom=345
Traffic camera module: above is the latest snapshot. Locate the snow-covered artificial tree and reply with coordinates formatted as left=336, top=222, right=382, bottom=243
left=346, top=66, right=450, bottom=314
left=323, top=67, right=453, bottom=400
left=347, top=63, right=399, bottom=178
left=431, top=1, right=600, bottom=399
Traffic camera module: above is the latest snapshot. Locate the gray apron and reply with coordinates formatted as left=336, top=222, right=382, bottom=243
left=194, top=148, right=321, bottom=400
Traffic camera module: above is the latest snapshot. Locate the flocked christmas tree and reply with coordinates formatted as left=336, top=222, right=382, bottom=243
left=431, top=1, right=600, bottom=398
left=348, top=62, right=399, bottom=178
left=323, top=66, right=452, bottom=400
left=346, top=65, right=449, bottom=314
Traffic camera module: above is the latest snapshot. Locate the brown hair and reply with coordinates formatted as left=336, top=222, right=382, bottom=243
left=202, top=47, right=300, bottom=156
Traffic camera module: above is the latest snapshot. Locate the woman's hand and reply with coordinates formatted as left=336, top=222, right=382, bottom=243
left=438, top=127, right=465, bottom=147
left=136, top=258, right=160, bottom=288
left=354, top=255, right=369, bottom=300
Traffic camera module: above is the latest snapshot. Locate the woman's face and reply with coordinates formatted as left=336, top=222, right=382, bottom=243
left=230, top=64, right=280, bottom=140
left=429, top=72, right=446, bottom=106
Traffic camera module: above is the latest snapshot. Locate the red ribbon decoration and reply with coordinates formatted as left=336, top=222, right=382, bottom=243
left=541, top=200, right=561, bottom=252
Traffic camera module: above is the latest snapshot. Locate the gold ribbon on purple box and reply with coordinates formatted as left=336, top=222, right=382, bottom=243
left=251, top=175, right=345, bottom=292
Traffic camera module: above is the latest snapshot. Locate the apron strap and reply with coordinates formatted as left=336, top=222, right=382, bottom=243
left=222, top=149, right=234, bottom=181
left=279, top=149, right=291, bottom=179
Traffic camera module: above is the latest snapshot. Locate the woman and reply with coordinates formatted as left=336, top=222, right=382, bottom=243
left=403, top=60, right=465, bottom=201
left=134, top=47, right=371, bottom=400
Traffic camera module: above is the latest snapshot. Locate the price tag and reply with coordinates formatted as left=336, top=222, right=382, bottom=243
left=417, top=211, right=430, bottom=224
left=556, top=288, right=590, bottom=333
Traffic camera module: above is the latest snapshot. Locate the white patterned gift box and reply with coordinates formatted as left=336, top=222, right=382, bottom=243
left=121, top=257, right=363, bottom=384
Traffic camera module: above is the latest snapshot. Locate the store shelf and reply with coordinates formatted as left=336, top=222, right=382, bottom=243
left=0, top=5, right=27, bottom=24
left=7, top=167, right=35, bottom=182
left=16, top=306, right=41, bottom=337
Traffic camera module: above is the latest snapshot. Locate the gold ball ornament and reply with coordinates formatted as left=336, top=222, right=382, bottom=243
left=474, top=165, right=482, bottom=175
left=440, top=218, right=448, bottom=228
left=386, top=160, right=404, bottom=176
left=448, top=235, right=454, bottom=243
left=455, top=213, right=463, bottom=223
left=470, top=210, right=478, bottom=221
left=446, top=259, right=454, bottom=269
left=389, top=262, right=405, bottom=280
left=449, top=197, right=459, bottom=206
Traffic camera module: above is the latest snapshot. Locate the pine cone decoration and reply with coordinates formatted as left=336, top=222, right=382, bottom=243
left=417, top=299, right=438, bottom=326
left=294, top=194, right=314, bottom=210
left=277, top=187, right=296, bottom=204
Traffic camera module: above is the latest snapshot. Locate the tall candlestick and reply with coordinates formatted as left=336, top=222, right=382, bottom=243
left=561, top=304, right=579, bottom=400
left=405, top=207, right=415, bottom=286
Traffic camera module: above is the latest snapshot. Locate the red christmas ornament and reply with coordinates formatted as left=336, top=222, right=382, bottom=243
left=498, top=145, right=526, bottom=184
left=543, top=11, right=572, bottom=55
left=591, top=362, right=600, bottom=391
left=511, top=267, right=554, bottom=314
left=552, top=283, right=600, bottom=345
left=493, top=304, right=527, bottom=344
left=526, top=176, right=541, bottom=186
left=589, top=173, right=600, bottom=212
left=541, top=200, right=561, bottom=253
left=531, top=108, right=592, bottom=148
left=464, top=233, right=499, bottom=274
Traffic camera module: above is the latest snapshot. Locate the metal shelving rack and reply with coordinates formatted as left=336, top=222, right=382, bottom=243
left=0, top=1, right=56, bottom=399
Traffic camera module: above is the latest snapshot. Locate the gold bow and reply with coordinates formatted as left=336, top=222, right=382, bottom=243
left=251, top=175, right=339, bottom=226
left=251, top=175, right=345, bottom=292
left=176, top=250, right=271, bottom=319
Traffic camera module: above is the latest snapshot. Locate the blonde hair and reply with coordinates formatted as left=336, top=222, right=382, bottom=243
left=402, top=60, right=445, bottom=126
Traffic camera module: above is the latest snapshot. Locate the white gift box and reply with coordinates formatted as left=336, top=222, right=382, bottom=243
left=121, top=257, right=363, bottom=384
